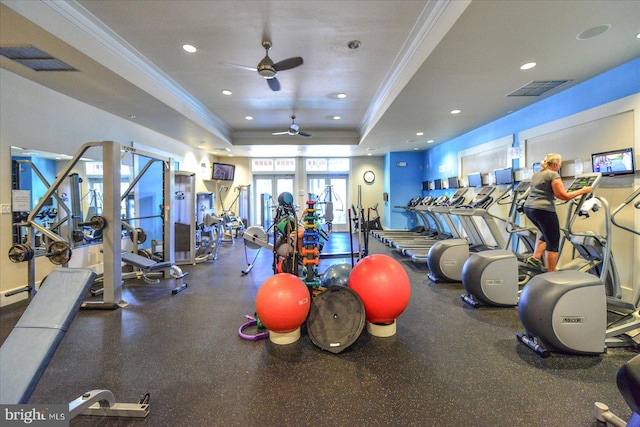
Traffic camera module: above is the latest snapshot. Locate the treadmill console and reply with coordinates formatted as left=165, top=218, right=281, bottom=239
left=449, top=188, right=468, bottom=205
left=470, top=185, right=496, bottom=207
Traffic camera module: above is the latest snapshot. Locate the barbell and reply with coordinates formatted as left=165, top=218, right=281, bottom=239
left=78, top=215, right=107, bottom=231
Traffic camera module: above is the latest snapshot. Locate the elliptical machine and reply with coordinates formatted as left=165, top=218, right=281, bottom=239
left=461, top=172, right=605, bottom=308
left=517, top=185, right=640, bottom=357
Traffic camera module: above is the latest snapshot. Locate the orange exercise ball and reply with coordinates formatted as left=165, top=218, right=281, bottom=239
left=348, top=254, right=411, bottom=324
left=255, top=273, right=310, bottom=333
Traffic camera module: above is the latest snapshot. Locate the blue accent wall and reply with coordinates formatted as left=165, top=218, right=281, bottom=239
left=421, top=57, right=640, bottom=182
left=384, top=151, right=423, bottom=229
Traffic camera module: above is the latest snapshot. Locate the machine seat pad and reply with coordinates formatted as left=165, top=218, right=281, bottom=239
left=121, top=252, right=171, bottom=271
left=0, top=268, right=96, bottom=404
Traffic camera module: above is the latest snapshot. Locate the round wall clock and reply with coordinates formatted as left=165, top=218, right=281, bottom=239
left=363, top=170, right=375, bottom=184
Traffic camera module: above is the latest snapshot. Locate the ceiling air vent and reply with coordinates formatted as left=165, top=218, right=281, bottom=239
left=0, top=46, right=77, bottom=72
left=506, top=80, right=571, bottom=97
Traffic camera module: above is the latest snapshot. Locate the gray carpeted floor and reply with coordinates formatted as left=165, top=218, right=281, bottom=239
left=0, top=232, right=636, bottom=426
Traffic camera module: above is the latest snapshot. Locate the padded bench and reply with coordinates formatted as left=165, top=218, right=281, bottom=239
left=0, top=267, right=149, bottom=418
left=1, top=268, right=96, bottom=404
left=121, top=251, right=188, bottom=294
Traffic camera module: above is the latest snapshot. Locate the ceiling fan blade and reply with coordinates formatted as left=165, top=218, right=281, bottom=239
left=220, top=62, right=256, bottom=72
left=273, top=57, right=303, bottom=71
left=267, top=77, right=280, bottom=91
left=272, top=131, right=290, bottom=135
left=298, top=131, right=312, bottom=137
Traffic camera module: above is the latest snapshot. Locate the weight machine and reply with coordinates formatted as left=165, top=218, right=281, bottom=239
left=219, top=185, right=249, bottom=242
left=7, top=141, right=179, bottom=309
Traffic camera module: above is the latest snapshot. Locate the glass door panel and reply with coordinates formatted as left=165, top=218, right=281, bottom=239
left=253, top=175, right=294, bottom=231
left=308, top=175, right=348, bottom=232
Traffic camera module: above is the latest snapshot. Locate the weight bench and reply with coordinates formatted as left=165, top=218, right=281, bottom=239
left=594, top=353, right=640, bottom=426
left=120, top=251, right=188, bottom=294
left=0, top=268, right=148, bottom=418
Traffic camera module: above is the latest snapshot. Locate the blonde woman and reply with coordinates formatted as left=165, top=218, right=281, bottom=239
left=523, top=153, right=592, bottom=272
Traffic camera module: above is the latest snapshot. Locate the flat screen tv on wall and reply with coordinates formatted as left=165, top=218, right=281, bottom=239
left=212, top=162, right=236, bottom=181
left=591, top=147, right=635, bottom=177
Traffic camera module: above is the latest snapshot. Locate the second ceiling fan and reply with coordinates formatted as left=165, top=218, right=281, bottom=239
left=272, top=115, right=311, bottom=137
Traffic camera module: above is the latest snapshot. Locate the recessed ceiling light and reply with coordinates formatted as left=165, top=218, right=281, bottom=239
left=520, top=62, right=536, bottom=70
left=333, top=116, right=341, bottom=120
left=198, top=145, right=205, bottom=149
left=636, top=32, right=640, bottom=39
left=367, top=153, right=372, bottom=156
left=128, top=114, right=138, bottom=119
left=182, top=44, right=197, bottom=53
left=245, top=116, right=253, bottom=120
left=451, top=109, right=461, bottom=115
left=222, top=90, right=232, bottom=96
left=228, top=154, right=234, bottom=157
left=347, top=40, right=361, bottom=50
left=337, top=93, right=347, bottom=99
left=414, top=147, right=419, bottom=151
left=416, top=132, right=424, bottom=136
left=427, top=140, right=434, bottom=144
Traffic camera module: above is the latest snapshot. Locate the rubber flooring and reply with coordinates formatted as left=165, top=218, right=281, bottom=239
left=0, top=232, right=637, bottom=426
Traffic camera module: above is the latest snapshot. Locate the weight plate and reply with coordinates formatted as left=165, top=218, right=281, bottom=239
left=48, top=241, right=72, bottom=265
left=8, top=244, right=29, bottom=263
left=89, top=215, right=107, bottom=231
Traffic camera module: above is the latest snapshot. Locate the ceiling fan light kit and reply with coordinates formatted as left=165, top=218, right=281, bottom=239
left=253, top=39, right=303, bottom=91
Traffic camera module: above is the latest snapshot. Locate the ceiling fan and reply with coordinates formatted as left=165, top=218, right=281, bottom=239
left=272, top=115, right=312, bottom=137
left=225, top=40, right=303, bottom=92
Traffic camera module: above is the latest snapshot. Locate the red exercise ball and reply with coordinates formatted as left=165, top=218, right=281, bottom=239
left=255, top=273, right=311, bottom=333
left=348, top=254, right=411, bottom=324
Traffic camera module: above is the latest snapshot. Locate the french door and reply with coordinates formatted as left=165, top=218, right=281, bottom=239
left=253, top=174, right=294, bottom=231
left=307, top=175, right=348, bottom=232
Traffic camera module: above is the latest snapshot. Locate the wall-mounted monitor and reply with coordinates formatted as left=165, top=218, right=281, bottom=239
left=434, top=178, right=443, bottom=190
left=447, top=176, right=459, bottom=189
left=532, top=162, right=541, bottom=173
left=591, top=147, right=635, bottom=177
left=494, top=167, right=514, bottom=185
left=467, top=172, right=482, bottom=188
left=212, top=162, right=236, bottom=181
left=422, top=180, right=431, bottom=191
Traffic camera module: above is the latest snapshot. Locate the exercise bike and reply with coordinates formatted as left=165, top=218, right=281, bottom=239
left=517, top=186, right=640, bottom=356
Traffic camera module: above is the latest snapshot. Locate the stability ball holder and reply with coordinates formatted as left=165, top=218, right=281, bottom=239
left=255, top=273, right=311, bottom=345
left=348, top=254, right=411, bottom=337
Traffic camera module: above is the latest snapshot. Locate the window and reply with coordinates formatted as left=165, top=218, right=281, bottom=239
left=305, top=158, right=350, bottom=172
left=251, top=158, right=295, bottom=172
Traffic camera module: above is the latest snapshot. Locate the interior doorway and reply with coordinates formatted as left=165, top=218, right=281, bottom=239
left=253, top=174, right=294, bottom=231
left=307, top=175, right=348, bottom=232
